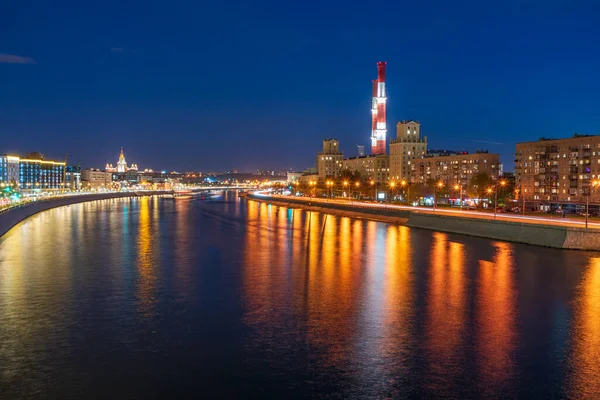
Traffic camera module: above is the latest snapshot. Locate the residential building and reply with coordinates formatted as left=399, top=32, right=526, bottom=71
left=316, top=139, right=344, bottom=178
left=0, top=155, right=20, bottom=186
left=411, top=150, right=501, bottom=187
left=342, top=154, right=390, bottom=182
left=515, top=134, right=600, bottom=203
left=19, top=153, right=65, bottom=190
left=82, top=168, right=113, bottom=190
left=389, top=121, right=427, bottom=181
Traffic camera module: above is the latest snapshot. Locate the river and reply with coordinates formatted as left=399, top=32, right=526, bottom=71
left=0, top=191, right=598, bottom=399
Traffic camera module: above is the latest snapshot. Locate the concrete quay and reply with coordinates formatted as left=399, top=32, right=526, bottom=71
left=246, top=193, right=600, bottom=251
left=0, top=191, right=164, bottom=239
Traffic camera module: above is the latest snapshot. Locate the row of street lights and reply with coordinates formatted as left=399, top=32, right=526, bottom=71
left=297, top=179, right=509, bottom=212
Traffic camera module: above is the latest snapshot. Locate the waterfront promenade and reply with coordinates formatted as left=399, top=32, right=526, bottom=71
left=248, top=192, right=600, bottom=250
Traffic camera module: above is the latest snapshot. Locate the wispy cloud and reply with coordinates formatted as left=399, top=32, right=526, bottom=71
left=110, top=47, right=126, bottom=53
left=0, top=53, right=36, bottom=64
left=472, top=140, right=503, bottom=146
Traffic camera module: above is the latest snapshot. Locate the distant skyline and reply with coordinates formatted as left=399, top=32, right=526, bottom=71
left=2, top=0, right=600, bottom=172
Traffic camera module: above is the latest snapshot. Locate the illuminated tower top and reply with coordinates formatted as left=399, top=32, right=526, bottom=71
left=117, top=147, right=127, bottom=173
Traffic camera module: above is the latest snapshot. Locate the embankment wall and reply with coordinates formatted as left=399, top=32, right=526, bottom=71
left=0, top=192, right=162, bottom=239
left=247, top=194, right=600, bottom=250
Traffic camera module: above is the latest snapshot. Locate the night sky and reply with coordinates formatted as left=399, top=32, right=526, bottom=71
left=1, top=0, right=599, bottom=172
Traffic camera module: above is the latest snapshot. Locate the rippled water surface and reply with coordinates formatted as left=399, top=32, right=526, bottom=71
left=1, top=192, right=599, bottom=399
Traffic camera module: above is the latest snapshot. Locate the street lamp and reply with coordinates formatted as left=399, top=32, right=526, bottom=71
left=309, top=180, right=316, bottom=197
left=585, top=180, right=600, bottom=228
left=492, top=180, right=507, bottom=221
left=354, top=181, right=360, bottom=200
left=401, top=180, right=410, bottom=205
left=370, top=180, right=376, bottom=202
left=454, top=184, right=463, bottom=210
left=389, top=181, right=396, bottom=202
left=433, top=181, right=443, bottom=211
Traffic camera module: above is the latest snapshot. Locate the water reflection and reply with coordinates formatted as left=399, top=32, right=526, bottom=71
left=476, top=242, right=517, bottom=397
left=137, top=197, right=158, bottom=318
left=568, top=257, right=600, bottom=398
left=425, top=233, right=466, bottom=394
left=1, top=195, right=599, bottom=398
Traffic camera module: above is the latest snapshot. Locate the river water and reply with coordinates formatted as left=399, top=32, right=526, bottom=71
left=0, top=191, right=599, bottom=399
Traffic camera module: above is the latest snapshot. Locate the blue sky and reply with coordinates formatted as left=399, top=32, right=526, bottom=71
left=1, top=0, right=600, bottom=172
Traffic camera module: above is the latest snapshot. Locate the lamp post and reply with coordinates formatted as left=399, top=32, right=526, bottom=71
left=325, top=180, right=332, bottom=198
left=401, top=180, right=410, bottom=205
left=343, top=180, right=349, bottom=198
left=433, top=181, right=443, bottom=211
left=389, top=181, right=396, bottom=202
left=453, top=184, right=463, bottom=210
left=355, top=181, right=360, bottom=200
left=309, top=180, right=316, bottom=197
left=370, top=180, right=376, bottom=202
left=585, top=180, right=600, bottom=228
left=492, top=179, right=507, bottom=221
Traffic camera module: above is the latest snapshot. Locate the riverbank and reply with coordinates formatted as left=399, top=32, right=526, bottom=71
left=246, top=193, right=600, bottom=251
left=0, top=191, right=165, bottom=239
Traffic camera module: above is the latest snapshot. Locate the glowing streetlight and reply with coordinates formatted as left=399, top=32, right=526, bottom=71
left=400, top=180, right=410, bottom=205
left=454, top=184, right=463, bottom=210
left=491, top=180, right=507, bottom=220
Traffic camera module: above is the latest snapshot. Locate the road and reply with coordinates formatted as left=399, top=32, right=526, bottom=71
left=254, top=192, right=600, bottom=230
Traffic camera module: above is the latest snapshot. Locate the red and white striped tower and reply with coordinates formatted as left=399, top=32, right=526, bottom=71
left=370, top=61, right=387, bottom=155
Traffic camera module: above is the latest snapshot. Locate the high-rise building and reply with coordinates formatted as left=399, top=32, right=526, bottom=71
left=357, top=145, right=365, bottom=157
left=107, top=148, right=138, bottom=175
left=389, top=121, right=428, bottom=181
left=317, top=139, right=344, bottom=178
left=515, top=134, right=600, bottom=203
left=411, top=150, right=500, bottom=187
left=0, top=155, right=20, bottom=186
left=117, top=147, right=127, bottom=173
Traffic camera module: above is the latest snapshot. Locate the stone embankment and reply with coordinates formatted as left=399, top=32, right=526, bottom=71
left=0, top=192, right=164, bottom=239
left=246, top=194, right=600, bottom=251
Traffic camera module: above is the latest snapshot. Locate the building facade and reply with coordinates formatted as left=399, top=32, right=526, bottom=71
left=19, top=153, right=65, bottom=190
left=411, top=151, right=501, bottom=187
left=287, top=172, right=303, bottom=183
left=515, top=134, right=600, bottom=203
left=65, top=165, right=82, bottom=191
left=82, top=169, right=113, bottom=190
left=342, top=154, right=390, bottom=182
left=316, top=139, right=344, bottom=178
left=389, top=121, right=428, bottom=181
left=0, top=155, right=20, bottom=186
